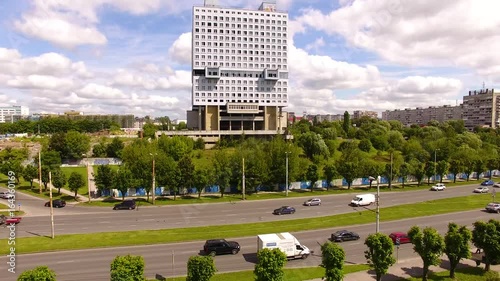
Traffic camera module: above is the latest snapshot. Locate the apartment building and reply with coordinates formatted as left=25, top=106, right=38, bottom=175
left=353, top=110, right=378, bottom=120
left=382, top=105, right=463, bottom=126
left=0, top=105, right=29, bottom=123
left=462, top=88, right=500, bottom=130
left=187, top=0, right=288, bottom=133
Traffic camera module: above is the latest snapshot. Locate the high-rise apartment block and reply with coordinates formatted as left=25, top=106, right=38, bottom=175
left=382, top=105, right=463, bottom=126
left=0, top=105, right=29, bottom=123
left=462, top=88, right=500, bottom=130
left=187, top=0, right=289, bottom=133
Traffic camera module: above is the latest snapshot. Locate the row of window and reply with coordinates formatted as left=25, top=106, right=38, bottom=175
left=195, top=93, right=288, bottom=98
left=194, top=29, right=286, bottom=37
left=194, top=8, right=287, bottom=18
left=195, top=15, right=287, bottom=24
left=194, top=41, right=287, bottom=50
left=195, top=86, right=288, bottom=92
left=194, top=56, right=287, bottom=63
left=194, top=61, right=287, bottom=69
left=194, top=48, right=286, bottom=56
left=194, top=99, right=286, bottom=104
left=194, top=23, right=287, bottom=31
left=195, top=36, right=286, bottom=45
left=196, top=79, right=287, bottom=86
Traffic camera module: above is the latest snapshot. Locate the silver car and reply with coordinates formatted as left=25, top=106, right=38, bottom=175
left=474, top=186, right=489, bottom=193
left=485, top=202, right=500, bottom=213
left=303, top=198, right=321, bottom=206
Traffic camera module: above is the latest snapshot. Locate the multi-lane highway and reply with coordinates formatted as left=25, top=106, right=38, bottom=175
left=8, top=183, right=492, bottom=238
left=2, top=210, right=496, bottom=281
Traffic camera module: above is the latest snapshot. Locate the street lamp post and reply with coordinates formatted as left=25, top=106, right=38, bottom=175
left=150, top=153, right=157, bottom=205
left=82, top=154, right=91, bottom=203
left=376, top=176, right=380, bottom=233
left=242, top=157, right=246, bottom=200
left=434, top=149, right=439, bottom=183
left=285, top=152, right=289, bottom=197
left=390, top=152, right=393, bottom=189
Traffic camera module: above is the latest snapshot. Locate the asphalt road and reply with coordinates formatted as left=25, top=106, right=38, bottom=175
left=1, top=210, right=497, bottom=281
left=7, top=183, right=495, bottom=238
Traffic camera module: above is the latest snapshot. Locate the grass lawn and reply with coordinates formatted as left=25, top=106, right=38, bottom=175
left=155, top=264, right=370, bottom=281
left=60, top=166, right=88, bottom=196
left=0, top=177, right=77, bottom=203
left=406, top=267, right=500, bottom=281
left=0, top=202, right=24, bottom=216
left=0, top=193, right=493, bottom=255
left=79, top=178, right=484, bottom=207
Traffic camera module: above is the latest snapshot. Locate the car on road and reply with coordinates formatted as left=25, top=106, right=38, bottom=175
left=303, top=198, right=321, bottom=206
left=203, top=239, right=240, bottom=256
left=430, top=183, right=446, bottom=191
left=493, top=182, right=500, bottom=188
left=480, top=180, right=495, bottom=186
left=389, top=232, right=411, bottom=244
left=331, top=230, right=360, bottom=242
left=273, top=206, right=296, bottom=215
left=0, top=192, right=14, bottom=199
left=485, top=202, right=500, bottom=213
left=44, top=199, right=66, bottom=208
left=474, top=186, right=490, bottom=193
left=0, top=215, right=21, bottom=225
left=113, top=200, right=136, bottom=210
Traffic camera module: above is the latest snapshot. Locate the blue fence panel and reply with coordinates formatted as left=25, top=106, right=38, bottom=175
left=136, top=187, right=146, bottom=196
left=101, top=189, right=111, bottom=196
left=321, top=180, right=328, bottom=188
left=187, top=188, right=197, bottom=194
left=300, top=181, right=310, bottom=189
left=154, top=187, right=163, bottom=196
left=205, top=185, right=219, bottom=193
left=117, top=190, right=128, bottom=197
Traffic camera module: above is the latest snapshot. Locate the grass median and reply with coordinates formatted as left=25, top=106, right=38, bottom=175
left=0, top=194, right=493, bottom=255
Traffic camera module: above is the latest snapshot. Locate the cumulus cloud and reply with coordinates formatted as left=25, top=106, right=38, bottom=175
left=168, top=33, right=192, bottom=65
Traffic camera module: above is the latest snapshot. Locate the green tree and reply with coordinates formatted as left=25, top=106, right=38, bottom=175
left=107, top=138, right=124, bottom=158
left=297, top=132, right=330, bottom=160
left=321, top=241, right=345, bottom=281
left=474, top=159, right=485, bottom=180
left=158, top=135, right=193, bottom=161
left=448, top=158, right=463, bottom=183
left=408, top=226, right=445, bottom=281
left=444, top=222, right=472, bottom=278
left=178, top=155, right=195, bottom=197
left=472, top=219, right=500, bottom=271
left=342, top=111, right=350, bottom=136
left=112, top=167, right=132, bottom=201
left=41, top=166, right=50, bottom=191
left=17, top=266, right=56, bottom=281
left=92, top=137, right=107, bottom=157
left=323, top=163, right=338, bottom=190
left=409, top=159, right=425, bottom=186
left=51, top=168, right=67, bottom=195
left=64, top=130, right=91, bottom=159
left=358, top=138, right=372, bottom=152
left=141, top=123, right=157, bottom=139
left=364, top=233, right=396, bottom=281
left=212, top=149, right=232, bottom=198
left=424, top=161, right=435, bottom=185
left=436, top=160, right=449, bottom=183
left=110, top=254, right=145, bottom=281
left=1, top=160, right=23, bottom=183
left=68, top=172, right=85, bottom=200
left=22, top=164, right=38, bottom=188
left=193, top=166, right=213, bottom=199
left=399, top=163, right=409, bottom=188
left=48, top=132, right=67, bottom=157
left=94, top=165, right=115, bottom=194
left=336, top=161, right=359, bottom=189
left=155, top=154, right=179, bottom=200
left=186, top=256, right=217, bottom=281
left=254, top=248, right=287, bottom=281
left=39, top=150, right=62, bottom=169
left=305, top=164, right=319, bottom=192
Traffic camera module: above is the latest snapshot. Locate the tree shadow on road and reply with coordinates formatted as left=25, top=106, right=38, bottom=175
left=243, top=253, right=258, bottom=264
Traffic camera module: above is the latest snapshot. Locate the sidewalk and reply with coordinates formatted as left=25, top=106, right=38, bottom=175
left=33, top=179, right=88, bottom=202
left=308, top=256, right=500, bottom=281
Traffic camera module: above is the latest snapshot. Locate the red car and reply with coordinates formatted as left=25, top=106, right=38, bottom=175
left=0, top=215, right=21, bottom=225
left=389, top=232, right=411, bottom=245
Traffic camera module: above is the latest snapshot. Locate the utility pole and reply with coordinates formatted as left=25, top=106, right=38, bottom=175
left=285, top=152, right=289, bottom=197
left=390, top=152, right=393, bottom=189
left=152, top=157, right=156, bottom=205
left=376, top=176, right=380, bottom=233
left=48, top=171, right=55, bottom=239
left=38, top=150, right=42, bottom=194
left=242, top=157, right=246, bottom=200
left=434, top=149, right=438, bottom=183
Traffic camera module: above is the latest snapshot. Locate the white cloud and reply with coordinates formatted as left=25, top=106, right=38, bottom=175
left=168, top=33, right=192, bottom=65
left=7, top=75, right=74, bottom=90
left=77, top=83, right=129, bottom=99
left=305, top=37, right=325, bottom=52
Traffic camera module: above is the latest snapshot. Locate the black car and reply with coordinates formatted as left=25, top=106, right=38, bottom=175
left=203, top=239, right=240, bottom=256
left=331, top=230, right=360, bottom=242
left=44, top=199, right=66, bottom=208
left=113, top=200, right=136, bottom=210
left=273, top=206, right=296, bottom=215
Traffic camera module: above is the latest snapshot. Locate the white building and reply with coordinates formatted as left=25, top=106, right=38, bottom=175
left=0, top=106, right=29, bottom=123
left=187, top=0, right=289, bottom=133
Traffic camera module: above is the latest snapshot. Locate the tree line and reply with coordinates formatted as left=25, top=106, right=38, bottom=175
left=16, top=218, right=500, bottom=281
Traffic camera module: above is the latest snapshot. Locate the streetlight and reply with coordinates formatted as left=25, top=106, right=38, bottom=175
left=434, top=149, right=440, bottom=183
left=82, top=154, right=91, bottom=203
left=376, top=176, right=380, bottom=233
left=242, top=157, right=246, bottom=200
left=285, top=151, right=289, bottom=197
left=150, top=153, right=157, bottom=205
left=389, top=151, right=393, bottom=189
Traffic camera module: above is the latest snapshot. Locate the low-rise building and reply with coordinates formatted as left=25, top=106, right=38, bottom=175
left=0, top=106, right=29, bottom=123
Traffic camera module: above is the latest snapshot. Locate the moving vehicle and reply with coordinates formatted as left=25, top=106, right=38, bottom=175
left=481, top=180, right=495, bottom=186
left=0, top=215, right=21, bottom=225
left=430, top=183, right=446, bottom=191
left=203, top=239, right=240, bottom=256
left=331, top=230, right=360, bottom=242
left=389, top=232, right=411, bottom=244
left=0, top=192, right=14, bottom=199
left=485, top=202, right=500, bottom=213
left=474, top=186, right=489, bottom=193
left=350, top=194, right=376, bottom=206
left=257, top=232, right=311, bottom=260
left=273, top=206, right=295, bottom=215
left=493, top=182, right=500, bottom=188
left=44, top=199, right=66, bottom=208
left=113, top=200, right=136, bottom=210
left=303, top=198, right=321, bottom=206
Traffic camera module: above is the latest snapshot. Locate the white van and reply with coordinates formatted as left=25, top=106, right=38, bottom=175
left=350, top=194, right=376, bottom=206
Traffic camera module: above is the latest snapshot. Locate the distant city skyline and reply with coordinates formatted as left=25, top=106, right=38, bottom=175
left=0, top=0, right=499, bottom=119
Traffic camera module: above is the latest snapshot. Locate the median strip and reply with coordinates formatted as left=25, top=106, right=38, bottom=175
left=0, top=194, right=492, bottom=255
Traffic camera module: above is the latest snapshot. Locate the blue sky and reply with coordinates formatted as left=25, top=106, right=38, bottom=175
left=0, top=0, right=498, bottom=119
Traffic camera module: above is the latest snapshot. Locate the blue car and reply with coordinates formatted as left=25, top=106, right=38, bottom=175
left=481, top=180, right=495, bottom=186
left=273, top=206, right=296, bottom=215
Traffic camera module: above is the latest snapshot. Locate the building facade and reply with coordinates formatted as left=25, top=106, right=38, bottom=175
left=187, top=0, right=288, bottom=133
left=353, top=110, right=378, bottom=120
left=462, top=88, right=500, bottom=130
left=382, top=105, right=463, bottom=126
left=0, top=106, right=29, bottom=123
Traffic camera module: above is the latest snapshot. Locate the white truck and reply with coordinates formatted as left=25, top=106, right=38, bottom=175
left=257, top=232, right=311, bottom=260
left=350, top=193, right=376, bottom=206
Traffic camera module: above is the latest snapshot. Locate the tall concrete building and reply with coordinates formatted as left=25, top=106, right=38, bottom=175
left=382, top=105, right=463, bottom=126
left=187, top=0, right=289, bottom=133
left=0, top=105, right=29, bottom=123
left=462, top=88, right=500, bottom=130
